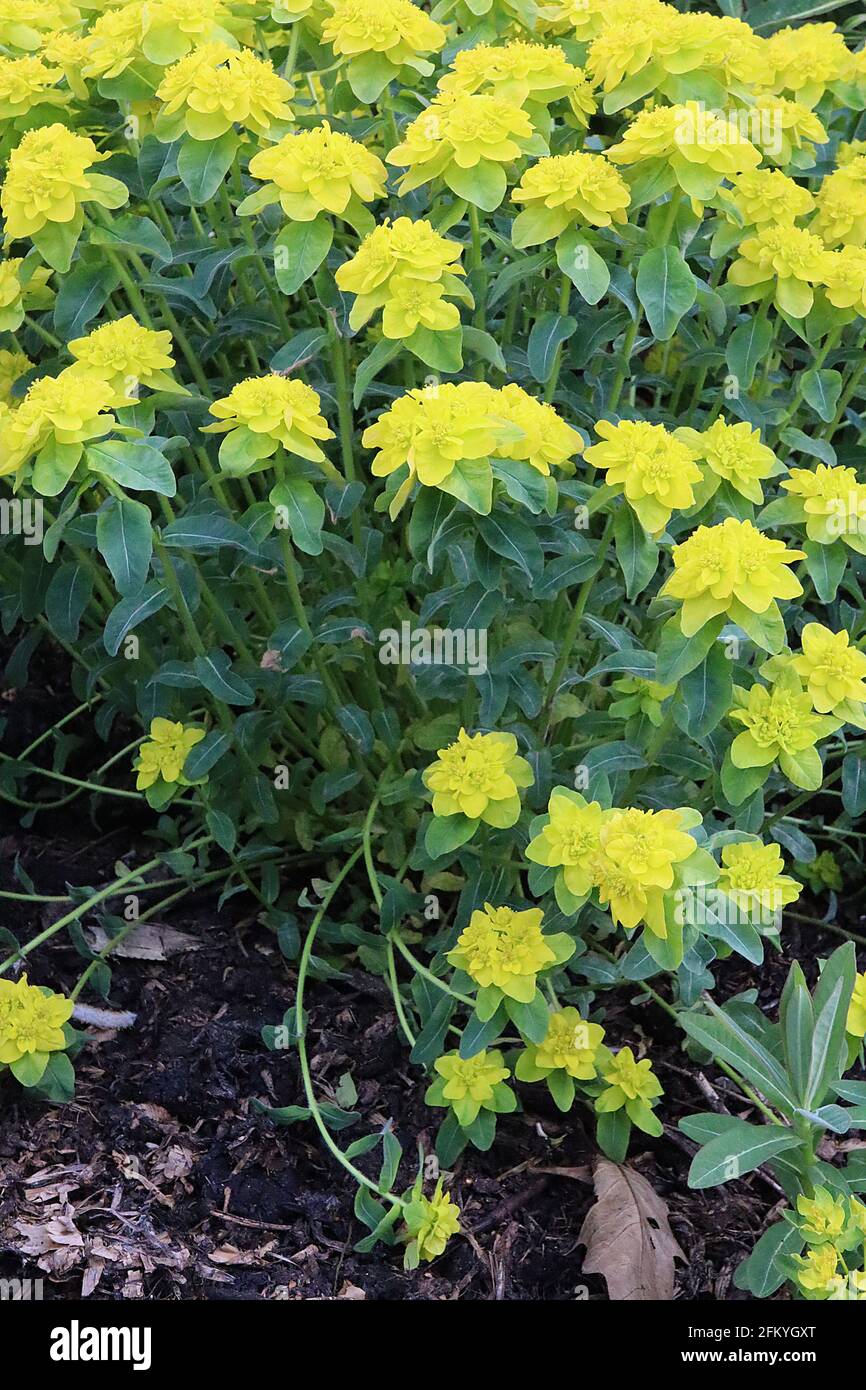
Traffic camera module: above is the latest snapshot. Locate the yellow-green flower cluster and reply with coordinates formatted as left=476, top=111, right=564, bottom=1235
left=155, top=42, right=293, bottom=141
left=781, top=465, right=866, bottom=555
left=446, top=902, right=574, bottom=1003
left=1, top=124, right=128, bottom=244
left=322, top=0, right=446, bottom=98
left=0, top=366, right=128, bottom=481
left=791, top=1188, right=866, bottom=1300
left=515, top=1008, right=607, bottom=1110
left=512, top=151, right=630, bottom=246
left=595, top=1047, right=663, bottom=1136
left=0, top=256, right=53, bottom=333
left=335, top=217, right=466, bottom=339
left=585, top=419, right=702, bottom=534
left=728, top=667, right=839, bottom=791
left=790, top=623, right=866, bottom=725
left=661, top=517, right=804, bottom=637
left=400, top=1178, right=461, bottom=1267
left=609, top=677, right=676, bottom=727
left=527, top=789, right=701, bottom=938
left=427, top=1049, right=514, bottom=1128
left=848, top=973, right=866, bottom=1039
left=0, top=53, right=68, bottom=119
left=812, top=158, right=866, bottom=248
left=607, top=102, right=760, bottom=205
left=67, top=316, right=181, bottom=401
left=438, top=39, right=591, bottom=115
left=362, top=380, right=582, bottom=516
left=204, top=374, right=336, bottom=474
left=387, top=92, right=537, bottom=210
left=728, top=223, right=831, bottom=318
left=717, top=169, right=814, bottom=232
left=246, top=122, right=387, bottom=223
left=422, top=729, right=533, bottom=829
left=0, top=975, right=73, bottom=1086
left=675, top=418, right=784, bottom=505
left=717, top=841, right=801, bottom=922
left=134, top=717, right=205, bottom=791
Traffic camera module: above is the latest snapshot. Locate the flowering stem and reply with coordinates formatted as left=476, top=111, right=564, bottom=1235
left=295, top=842, right=405, bottom=1207
left=468, top=203, right=486, bottom=334
left=389, top=933, right=476, bottom=1008
left=0, top=836, right=213, bottom=977
left=541, top=511, right=616, bottom=731
left=544, top=272, right=573, bottom=403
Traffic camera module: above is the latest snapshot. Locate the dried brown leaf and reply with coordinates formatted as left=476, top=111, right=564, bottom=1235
left=578, top=1158, right=684, bottom=1301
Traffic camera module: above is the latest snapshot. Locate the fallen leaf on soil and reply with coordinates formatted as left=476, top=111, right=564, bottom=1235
left=578, top=1158, right=684, bottom=1301
left=337, top=1281, right=366, bottom=1300
left=89, top=921, right=199, bottom=961
left=534, top=1165, right=592, bottom=1182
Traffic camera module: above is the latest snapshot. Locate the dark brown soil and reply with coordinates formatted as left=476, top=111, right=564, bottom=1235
left=1, top=649, right=863, bottom=1301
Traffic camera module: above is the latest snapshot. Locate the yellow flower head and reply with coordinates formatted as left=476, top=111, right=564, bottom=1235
left=750, top=96, right=827, bottom=168
left=204, top=374, right=334, bottom=469
left=545, top=0, right=664, bottom=43
left=0, top=1, right=81, bottom=53
left=676, top=418, right=782, bottom=505
left=812, top=160, right=866, bottom=248
left=39, top=29, right=91, bottom=100
left=495, top=383, right=583, bottom=476
left=431, top=1048, right=510, bottom=1126
left=526, top=789, right=605, bottom=898
left=0, top=975, right=73, bottom=1068
left=0, top=347, right=31, bottom=405
left=422, top=728, right=534, bottom=828
left=595, top=806, right=696, bottom=935
left=781, top=464, right=866, bottom=551
left=720, top=169, right=814, bottom=230
left=402, top=1178, right=461, bottom=1263
left=797, top=1187, right=848, bottom=1244
left=609, top=676, right=676, bottom=727
left=0, top=54, right=67, bottom=119
left=1, top=124, right=127, bottom=242
left=0, top=256, right=52, bottom=333
left=362, top=379, right=499, bottom=490
left=729, top=671, right=838, bottom=786
left=335, top=216, right=464, bottom=336
left=586, top=7, right=721, bottom=97
left=703, top=14, right=768, bottom=90
left=531, top=1007, right=605, bottom=1079
left=512, top=151, right=630, bottom=243
left=728, top=223, right=830, bottom=318
left=134, top=717, right=206, bottom=790
left=596, top=1046, right=663, bottom=1133
left=791, top=623, right=866, bottom=716
left=766, top=22, right=851, bottom=108
left=847, top=972, right=866, bottom=1038
left=0, top=366, right=125, bottom=478
left=387, top=92, right=535, bottom=206
left=67, top=316, right=178, bottom=401
left=822, top=245, right=866, bottom=316
left=662, top=517, right=804, bottom=637
left=248, top=121, right=387, bottom=221
left=82, top=3, right=146, bottom=80
left=156, top=43, right=293, bottom=140
left=322, top=0, right=445, bottom=69
left=607, top=102, right=760, bottom=202
left=438, top=39, right=586, bottom=108
left=793, top=1243, right=840, bottom=1297
left=717, top=841, right=801, bottom=921
left=448, top=903, right=556, bottom=1000
left=584, top=419, right=702, bottom=534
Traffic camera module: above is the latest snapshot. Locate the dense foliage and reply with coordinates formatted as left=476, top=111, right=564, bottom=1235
left=1, top=0, right=866, bottom=1298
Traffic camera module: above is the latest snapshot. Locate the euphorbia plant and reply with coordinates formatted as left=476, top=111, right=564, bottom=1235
left=0, top=0, right=864, bottom=1292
